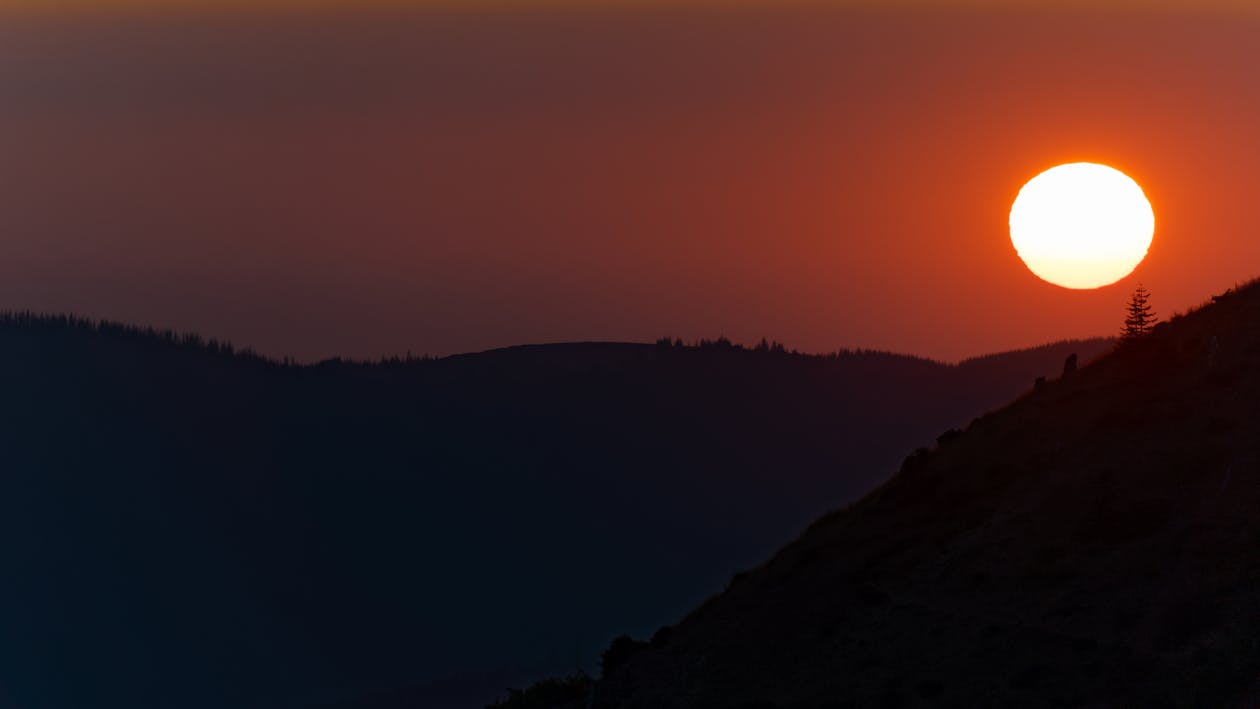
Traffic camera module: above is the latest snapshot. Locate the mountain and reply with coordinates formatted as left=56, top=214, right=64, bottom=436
left=591, top=283, right=1260, bottom=708
left=0, top=315, right=1109, bottom=709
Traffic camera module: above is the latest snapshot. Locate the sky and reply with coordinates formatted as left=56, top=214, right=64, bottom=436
left=3, top=2, right=1260, bottom=361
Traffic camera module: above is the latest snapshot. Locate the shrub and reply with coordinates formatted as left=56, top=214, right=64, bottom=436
left=601, top=634, right=648, bottom=676
left=486, top=673, right=592, bottom=709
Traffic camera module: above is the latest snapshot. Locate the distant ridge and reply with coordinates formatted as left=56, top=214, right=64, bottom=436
left=0, top=309, right=1108, bottom=369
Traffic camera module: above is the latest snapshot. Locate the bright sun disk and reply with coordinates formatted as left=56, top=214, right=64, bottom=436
left=1008, top=162, right=1155, bottom=289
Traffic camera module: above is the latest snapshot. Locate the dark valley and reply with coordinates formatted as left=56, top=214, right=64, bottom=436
left=0, top=315, right=1107, bottom=709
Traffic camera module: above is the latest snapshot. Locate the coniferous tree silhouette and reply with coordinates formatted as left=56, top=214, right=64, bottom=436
left=1122, top=284, right=1158, bottom=341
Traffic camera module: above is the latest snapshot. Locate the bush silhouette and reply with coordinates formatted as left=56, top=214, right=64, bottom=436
left=602, top=635, right=648, bottom=677
left=485, top=674, right=592, bottom=709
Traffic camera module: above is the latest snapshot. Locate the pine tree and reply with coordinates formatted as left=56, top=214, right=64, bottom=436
left=1122, top=284, right=1158, bottom=341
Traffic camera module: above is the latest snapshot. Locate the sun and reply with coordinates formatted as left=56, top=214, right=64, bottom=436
left=1008, top=162, right=1155, bottom=289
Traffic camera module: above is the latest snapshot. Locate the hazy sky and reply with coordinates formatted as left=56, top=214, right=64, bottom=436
left=7, top=0, right=1260, bottom=11
left=3, top=3, right=1260, bottom=361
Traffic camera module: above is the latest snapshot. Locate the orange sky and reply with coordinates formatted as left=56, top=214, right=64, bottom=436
left=2, top=4, right=1259, bottom=361
left=7, top=0, right=1260, bottom=10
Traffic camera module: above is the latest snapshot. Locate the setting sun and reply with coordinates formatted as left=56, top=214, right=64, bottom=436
left=1009, top=162, right=1155, bottom=290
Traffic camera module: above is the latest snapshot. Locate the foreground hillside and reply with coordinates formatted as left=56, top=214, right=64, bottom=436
left=0, top=316, right=1108, bottom=709
left=593, top=284, right=1260, bottom=708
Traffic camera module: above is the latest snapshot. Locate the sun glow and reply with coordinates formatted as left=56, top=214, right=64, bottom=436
left=1008, top=163, right=1155, bottom=289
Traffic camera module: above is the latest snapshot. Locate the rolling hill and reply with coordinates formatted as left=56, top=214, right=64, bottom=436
left=592, top=283, right=1260, bottom=708
left=0, top=315, right=1109, bottom=709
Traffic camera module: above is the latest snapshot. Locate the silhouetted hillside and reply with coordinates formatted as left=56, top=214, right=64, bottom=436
left=0, top=314, right=1109, bottom=709
left=592, top=282, right=1260, bottom=708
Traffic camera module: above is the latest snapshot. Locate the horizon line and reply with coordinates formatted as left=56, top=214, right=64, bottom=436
left=0, top=310, right=1113, bottom=369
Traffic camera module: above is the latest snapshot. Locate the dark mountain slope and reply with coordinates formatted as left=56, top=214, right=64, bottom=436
left=593, top=284, right=1260, bottom=709
left=0, top=316, right=1108, bottom=709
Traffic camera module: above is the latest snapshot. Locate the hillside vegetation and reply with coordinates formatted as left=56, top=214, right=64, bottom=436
left=593, top=283, right=1260, bottom=708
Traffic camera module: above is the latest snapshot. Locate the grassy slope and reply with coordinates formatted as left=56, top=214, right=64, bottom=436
left=594, top=283, right=1260, bottom=708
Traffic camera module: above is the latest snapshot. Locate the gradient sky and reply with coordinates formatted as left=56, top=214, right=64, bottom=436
left=3, top=2, right=1260, bottom=361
